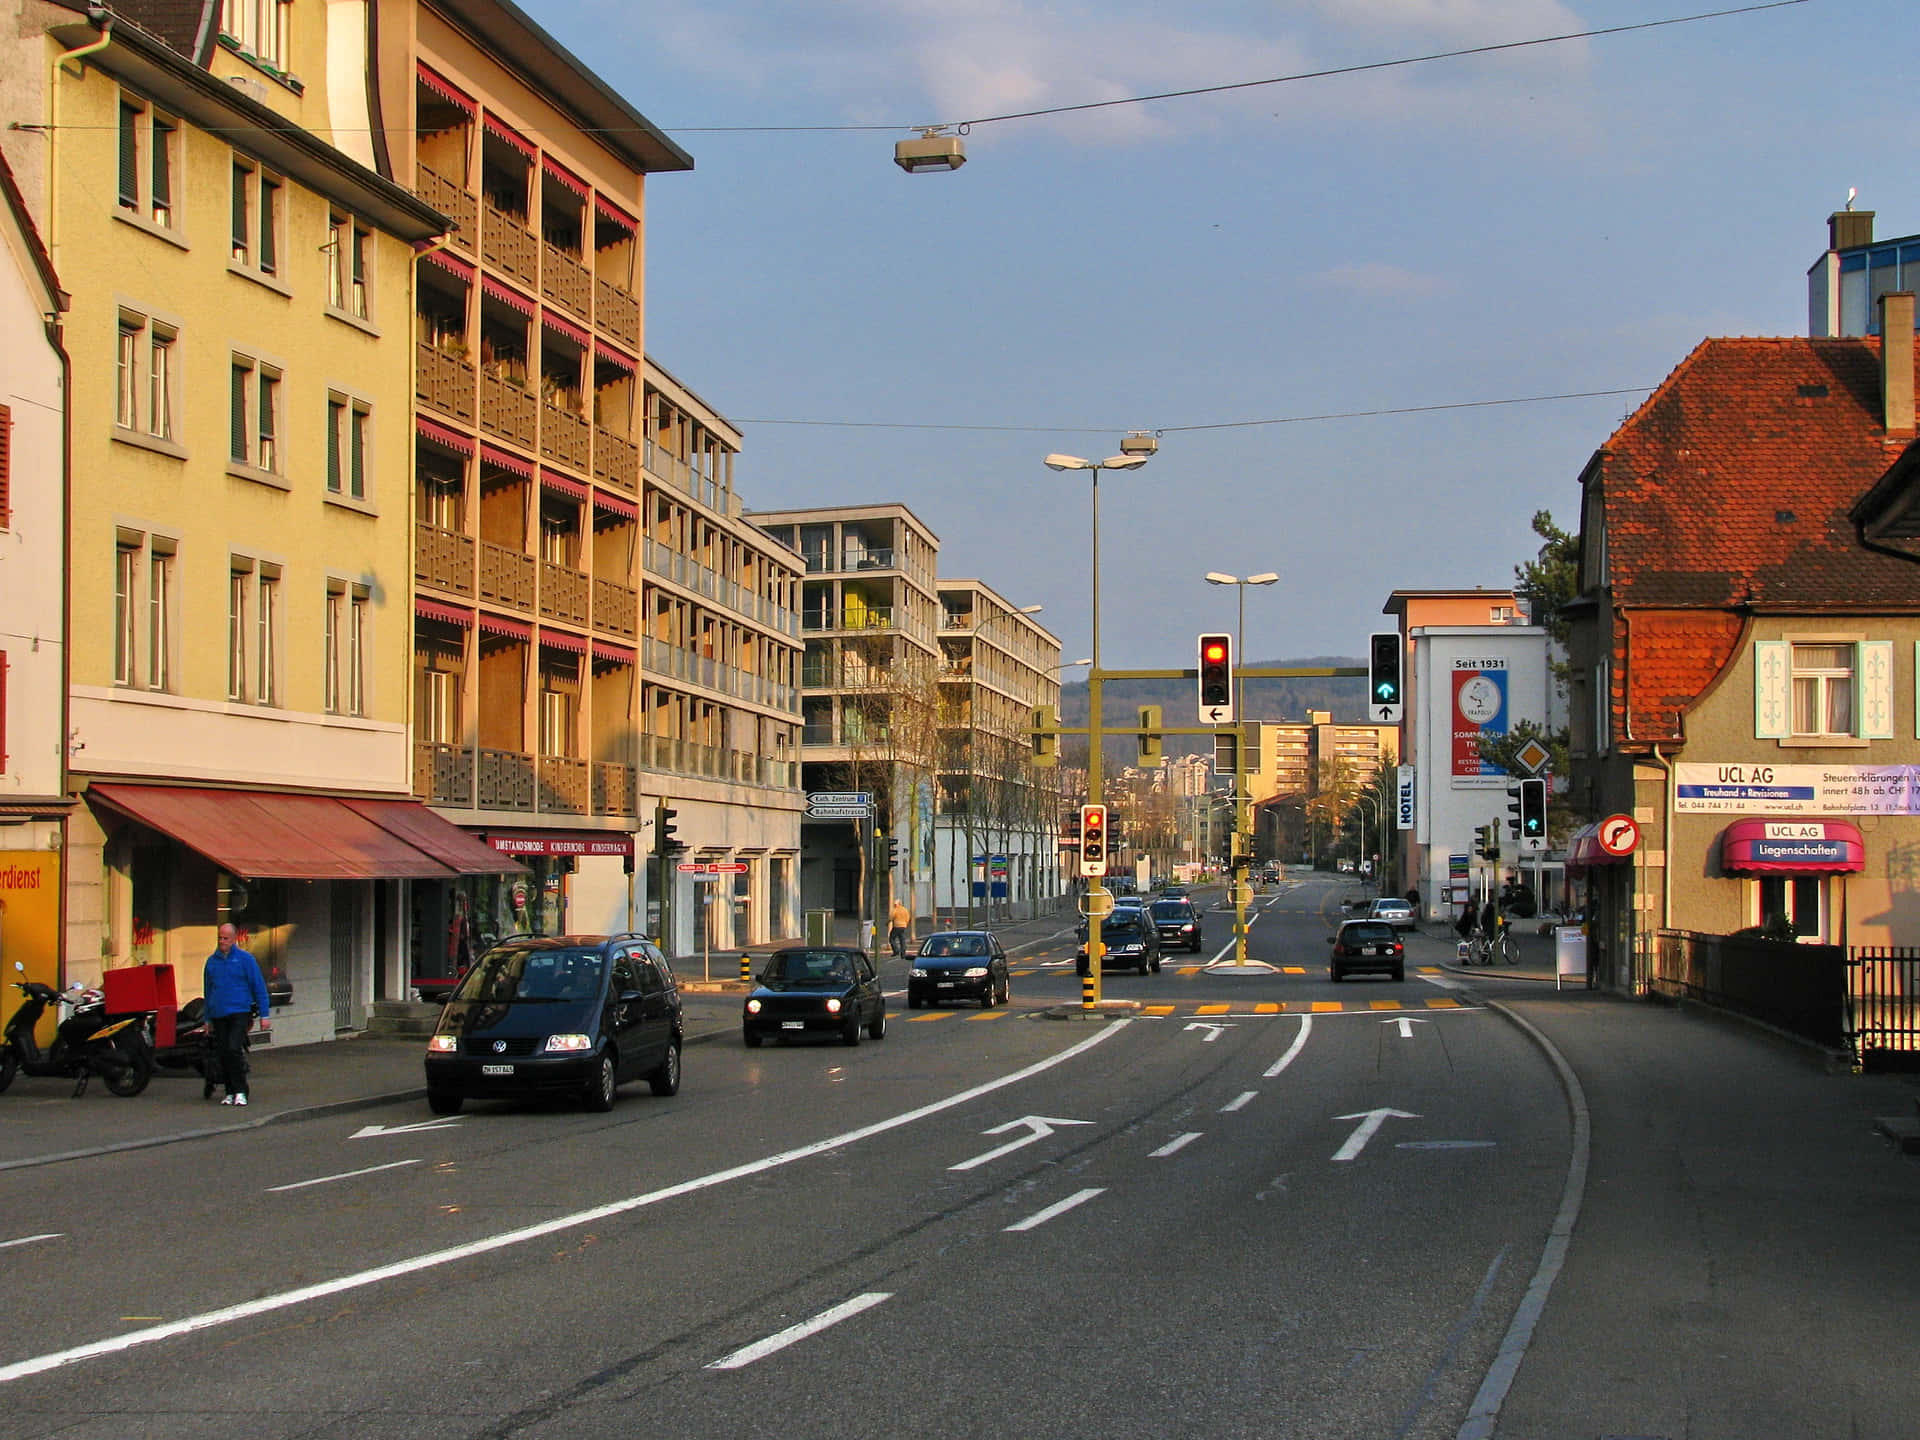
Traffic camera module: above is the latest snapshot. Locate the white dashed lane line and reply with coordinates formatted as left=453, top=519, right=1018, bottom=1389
left=706, top=1293, right=893, bottom=1371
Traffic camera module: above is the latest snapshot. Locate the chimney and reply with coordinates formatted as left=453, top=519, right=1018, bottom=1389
left=1831, top=209, right=1875, bottom=251
left=1881, top=291, right=1915, bottom=439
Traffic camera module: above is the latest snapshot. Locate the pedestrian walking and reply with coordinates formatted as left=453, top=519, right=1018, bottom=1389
left=887, top=897, right=911, bottom=959
left=204, top=922, right=271, bottom=1106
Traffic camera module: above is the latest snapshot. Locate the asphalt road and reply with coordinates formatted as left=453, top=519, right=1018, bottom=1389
left=3, top=874, right=1914, bottom=1439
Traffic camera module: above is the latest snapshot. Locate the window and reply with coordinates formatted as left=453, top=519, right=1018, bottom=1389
left=230, top=160, right=283, bottom=279
left=1753, top=876, right=1824, bottom=941
left=257, top=568, right=279, bottom=705
left=1756, top=637, right=1892, bottom=741
left=117, top=320, right=139, bottom=428
left=325, top=583, right=368, bottom=716
left=1792, top=644, right=1854, bottom=737
left=114, top=539, right=139, bottom=686
left=326, top=395, right=370, bottom=499
left=540, top=686, right=574, bottom=757
left=228, top=564, right=249, bottom=701
left=148, top=328, right=175, bottom=440
left=223, top=0, right=290, bottom=71
left=118, top=312, right=179, bottom=442
left=230, top=354, right=282, bottom=474
left=147, top=542, right=175, bottom=692
left=327, top=214, right=371, bottom=319
left=116, top=98, right=178, bottom=229
left=421, top=667, right=458, bottom=743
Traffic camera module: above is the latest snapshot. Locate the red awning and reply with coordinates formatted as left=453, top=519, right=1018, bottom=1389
left=542, top=157, right=588, bottom=197
left=482, top=274, right=535, bottom=318
left=415, top=598, right=474, bottom=628
left=542, top=310, right=591, bottom=349
left=340, top=799, right=523, bottom=875
left=594, top=341, right=636, bottom=374
left=483, top=113, right=536, bottom=160
left=594, top=194, right=636, bottom=233
left=477, top=612, right=532, bottom=641
left=1721, top=818, right=1866, bottom=875
left=592, top=640, right=637, bottom=666
left=416, top=417, right=475, bottom=458
left=1566, top=822, right=1627, bottom=874
left=540, top=628, right=588, bottom=655
left=540, top=467, right=588, bottom=502
left=593, top=488, right=638, bottom=521
left=421, top=247, right=475, bottom=284
left=88, top=784, right=523, bottom=881
left=416, top=63, right=475, bottom=118
left=480, top=443, right=534, bottom=479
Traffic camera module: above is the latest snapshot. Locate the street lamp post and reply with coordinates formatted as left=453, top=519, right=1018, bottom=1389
left=1204, top=570, right=1279, bottom=971
left=1045, top=451, right=1149, bottom=1006
left=1354, top=792, right=1382, bottom=893
left=963, top=603, right=1044, bottom=930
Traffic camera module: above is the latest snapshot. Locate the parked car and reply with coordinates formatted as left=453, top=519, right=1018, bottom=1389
left=1149, top=898, right=1205, bottom=953
left=743, top=947, right=888, bottom=1047
left=423, top=935, right=682, bottom=1114
left=1328, top=919, right=1405, bottom=982
left=1076, top=911, right=1162, bottom=976
left=1366, top=897, right=1416, bottom=931
left=908, top=931, right=1011, bottom=1009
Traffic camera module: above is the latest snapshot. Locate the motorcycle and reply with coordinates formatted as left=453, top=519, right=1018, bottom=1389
left=0, top=961, right=154, bottom=1098
left=146, top=995, right=219, bottom=1098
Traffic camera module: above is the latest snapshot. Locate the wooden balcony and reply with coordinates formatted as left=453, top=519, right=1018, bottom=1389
left=595, top=276, right=639, bottom=349
left=479, top=540, right=534, bottom=612
left=415, top=341, right=475, bottom=423
left=414, top=164, right=475, bottom=254
left=539, top=559, right=589, bottom=626
left=477, top=748, right=535, bottom=811
left=593, top=761, right=637, bottom=816
left=592, top=577, right=638, bottom=638
left=540, top=402, right=591, bottom=472
left=593, top=426, right=638, bottom=494
left=413, top=742, right=472, bottom=806
left=480, top=371, right=537, bottom=448
left=541, top=243, right=592, bottom=321
left=537, top=754, right=589, bottom=814
left=415, top=523, right=475, bottom=598
left=481, top=200, right=538, bottom=287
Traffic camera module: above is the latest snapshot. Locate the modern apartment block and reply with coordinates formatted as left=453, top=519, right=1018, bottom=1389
left=932, top=580, right=1064, bottom=922
left=750, top=503, right=941, bottom=922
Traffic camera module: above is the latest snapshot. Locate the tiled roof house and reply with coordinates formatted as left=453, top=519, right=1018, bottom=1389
left=1565, top=289, right=1920, bottom=989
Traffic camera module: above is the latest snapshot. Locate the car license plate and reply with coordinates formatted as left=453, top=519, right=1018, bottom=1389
left=1372, top=946, right=1390, bottom=956
left=782, top=1020, right=805, bottom=1030
left=480, top=1063, right=514, bottom=1076
left=938, top=981, right=956, bottom=988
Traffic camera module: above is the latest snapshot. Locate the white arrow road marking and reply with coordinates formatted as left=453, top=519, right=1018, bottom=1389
left=1331, top=1108, right=1420, bottom=1161
left=706, top=1293, right=892, bottom=1370
left=0, top=1234, right=61, bottom=1251
left=267, top=1159, right=422, bottom=1193
left=1005, top=1188, right=1106, bottom=1232
left=1183, top=1022, right=1234, bottom=1042
left=1382, top=1016, right=1429, bottom=1039
left=949, top=1115, right=1094, bottom=1172
left=350, top=1118, right=463, bottom=1140
left=1149, top=1132, right=1202, bottom=1157
left=1263, top=1014, right=1314, bottom=1076
left=1220, top=1091, right=1257, bottom=1113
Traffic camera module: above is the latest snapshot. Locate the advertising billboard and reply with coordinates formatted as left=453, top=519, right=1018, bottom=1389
left=1451, top=658, right=1510, bottom=785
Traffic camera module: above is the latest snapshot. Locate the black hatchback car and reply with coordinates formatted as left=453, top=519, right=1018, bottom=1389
left=1075, top=911, right=1162, bottom=976
left=423, top=935, right=682, bottom=1114
left=1328, top=919, right=1405, bottom=982
left=743, top=947, right=887, bottom=1046
left=1149, top=898, right=1205, bottom=953
left=908, top=931, right=1011, bottom=1009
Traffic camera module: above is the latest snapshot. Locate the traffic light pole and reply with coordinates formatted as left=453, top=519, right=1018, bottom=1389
left=1084, top=468, right=1106, bottom=1007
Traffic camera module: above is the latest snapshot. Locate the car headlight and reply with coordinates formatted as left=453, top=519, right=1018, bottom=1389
left=1180, top=924, right=1195, bottom=933
left=910, top=967, right=928, bottom=978
left=543, top=1034, right=591, bottom=1053
left=426, top=1034, right=457, bottom=1053
left=746, top=998, right=763, bottom=1014
left=963, top=966, right=989, bottom=978
left=826, top=997, right=843, bottom=1013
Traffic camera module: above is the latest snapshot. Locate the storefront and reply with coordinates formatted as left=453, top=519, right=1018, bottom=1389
left=1719, top=817, right=1865, bottom=942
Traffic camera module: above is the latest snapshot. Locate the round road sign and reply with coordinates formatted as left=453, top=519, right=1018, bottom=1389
left=1597, top=813, right=1640, bottom=857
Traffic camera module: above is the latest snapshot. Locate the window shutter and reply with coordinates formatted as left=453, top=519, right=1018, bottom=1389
left=118, top=103, right=139, bottom=207
left=230, top=364, right=248, bottom=461
left=231, top=163, right=248, bottom=255
left=325, top=401, right=341, bottom=491
left=1754, top=640, right=1789, bottom=738
left=1859, top=641, right=1894, bottom=738
left=0, top=403, right=11, bottom=530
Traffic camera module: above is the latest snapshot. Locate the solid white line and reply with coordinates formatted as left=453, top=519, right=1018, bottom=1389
left=1005, top=1188, right=1105, bottom=1232
left=1149, top=1132, right=1201, bottom=1157
left=1220, top=1091, right=1257, bottom=1113
left=0, top=1020, right=1131, bottom=1387
left=0, top=1235, right=61, bottom=1251
left=705, top=1293, right=891, bottom=1371
left=266, top=1160, right=421, bottom=1193
left=1262, top=1013, right=1314, bottom=1077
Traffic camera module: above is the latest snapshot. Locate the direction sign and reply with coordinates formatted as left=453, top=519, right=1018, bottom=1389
left=806, top=803, right=874, bottom=820
left=1597, top=813, right=1640, bottom=857
left=808, top=791, right=871, bottom=805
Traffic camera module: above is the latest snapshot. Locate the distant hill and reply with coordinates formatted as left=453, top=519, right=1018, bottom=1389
left=1057, top=655, right=1368, bottom=761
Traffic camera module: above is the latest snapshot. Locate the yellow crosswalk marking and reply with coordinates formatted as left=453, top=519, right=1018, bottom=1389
left=1310, top=1001, right=1343, bottom=1012
left=1012, top=969, right=1037, bottom=977
left=966, top=1011, right=1007, bottom=1021
left=1369, top=1000, right=1399, bottom=1010
left=1253, top=1002, right=1280, bottom=1014
left=1196, top=1003, right=1232, bottom=1016
left=1177, top=967, right=1202, bottom=978
left=1143, top=1004, right=1178, bottom=1016
left=1424, top=997, right=1461, bottom=1008
left=1282, top=966, right=1306, bottom=974
left=906, top=1012, right=951, bottom=1022
left=1417, top=967, right=1442, bottom=974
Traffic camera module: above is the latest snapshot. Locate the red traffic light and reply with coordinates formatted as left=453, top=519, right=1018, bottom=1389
left=1202, top=640, right=1227, bottom=663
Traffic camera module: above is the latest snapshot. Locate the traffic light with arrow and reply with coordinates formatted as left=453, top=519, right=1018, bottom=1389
left=1368, top=633, right=1403, bottom=723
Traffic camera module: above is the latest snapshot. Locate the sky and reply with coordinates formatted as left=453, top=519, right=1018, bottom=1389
left=527, top=0, right=1909, bottom=671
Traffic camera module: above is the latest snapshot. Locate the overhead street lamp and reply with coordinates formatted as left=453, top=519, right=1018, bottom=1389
left=1045, top=450, right=1150, bottom=1006
left=962, top=603, right=1044, bottom=930
left=1204, top=570, right=1280, bottom=973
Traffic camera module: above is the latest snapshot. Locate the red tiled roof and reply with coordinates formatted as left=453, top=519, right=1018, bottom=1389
left=1615, top=610, right=1747, bottom=743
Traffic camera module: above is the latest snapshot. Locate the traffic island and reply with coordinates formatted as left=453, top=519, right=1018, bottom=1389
left=1035, top=1000, right=1142, bottom=1022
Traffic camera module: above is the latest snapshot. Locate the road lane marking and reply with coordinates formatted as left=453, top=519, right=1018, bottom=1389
left=0, top=1020, right=1131, bottom=1387
left=1143, top=1004, right=1177, bottom=1016
left=1332, top=1108, right=1420, bottom=1161
left=1195, top=1003, right=1231, bottom=1016
left=1311, top=1001, right=1343, bottom=1012
left=1005, top=1188, right=1105, bottom=1232
left=1282, top=966, right=1306, bottom=974
left=1221, top=1091, right=1257, bottom=1113
left=1252, top=1002, right=1279, bottom=1014
left=1263, top=1014, right=1314, bottom=1077
left=267, top=1160, right=422, bottom=1193
left=1149, top=1132, right=1202, bottom=1157
left=0, top=1234, right=61, bottom=1251
left=950, top=1116, right=1093, bottom=1172
left=906, top=1012, right=951, bottom=1022
left=965, top=1011, right=1007, bottom=1021
left=1426, top=998, right=1462, bottom=1008
left=1369, top=999, right=1401, bottom=1010
left=706, top=1293, right=892, bottom=1370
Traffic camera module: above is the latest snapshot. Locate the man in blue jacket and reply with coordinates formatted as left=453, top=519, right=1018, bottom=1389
left=204, top=923, right=272, bottom=1106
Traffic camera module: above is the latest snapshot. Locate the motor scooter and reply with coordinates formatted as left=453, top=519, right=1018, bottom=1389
left=0, top=960, right=154, bottom=1098
left=146, top=995, right=218, bottom=1098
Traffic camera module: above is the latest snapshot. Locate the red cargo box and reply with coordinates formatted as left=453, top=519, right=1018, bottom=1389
left=102, top=963, right=178, bottom=1044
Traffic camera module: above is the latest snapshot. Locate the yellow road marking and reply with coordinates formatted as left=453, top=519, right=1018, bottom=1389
left=1253, top=1002, right=1280, bottom=1014
left=1178, top=967, right=1202, bottom=978
left=1143, top=1004, right=1178, bottom=1016
left=1012, top=969, right=1037, bottom=977
left=906, top=1013, right=951, bottom=1022
left=1196, top=1003, right=1232, bottom=1016
left=1424, top=997, right=1461, bottom=1008
left=1369, top=1000, right=1400, bottom=1010
left=966, top=1011, right=1007, bottom=1021
left=1417, top=967, right=1442, bottom=974
left=1311, top=1001, right=1344, bottom=1012
left=1282, top=966, right=1306, bottom=974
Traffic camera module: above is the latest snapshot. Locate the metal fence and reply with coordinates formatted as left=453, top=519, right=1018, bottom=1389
left=1847, top=947, right=1920, bottom=1071
left=1651, top=930, right=1847, bottom=1049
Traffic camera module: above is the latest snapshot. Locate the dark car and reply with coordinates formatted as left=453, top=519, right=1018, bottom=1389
left=908, top=931, right=1011, bottom=1009
left=1149, top=898, right=1205, bottom=953
left=1328, top=919, right=1405, bottom=982
left=423, top=935, right=682, bottom=1114
left=743, top=947, right=887, bottom=1047
left=1076, top=911, right=1161, bottom=976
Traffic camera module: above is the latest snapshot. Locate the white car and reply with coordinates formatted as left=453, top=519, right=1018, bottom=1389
left=1366, top=898, right=1416, bottom=931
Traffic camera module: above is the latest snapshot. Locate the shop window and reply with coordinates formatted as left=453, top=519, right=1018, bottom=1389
left=1752, top=875, right=1824, bottom=941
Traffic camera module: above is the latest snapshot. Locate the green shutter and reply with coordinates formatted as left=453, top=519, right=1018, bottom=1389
left=1754, top=640, right=1789, bottom=738
left=231, top=164, right=248, bottom=258
left=1859, top=641, right=1894, bottom=738
left=118, top=103, right=139, bottom=208
left=350, top=409, right=365, bottom=499
left=325, top=401, right=341, bottom=491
